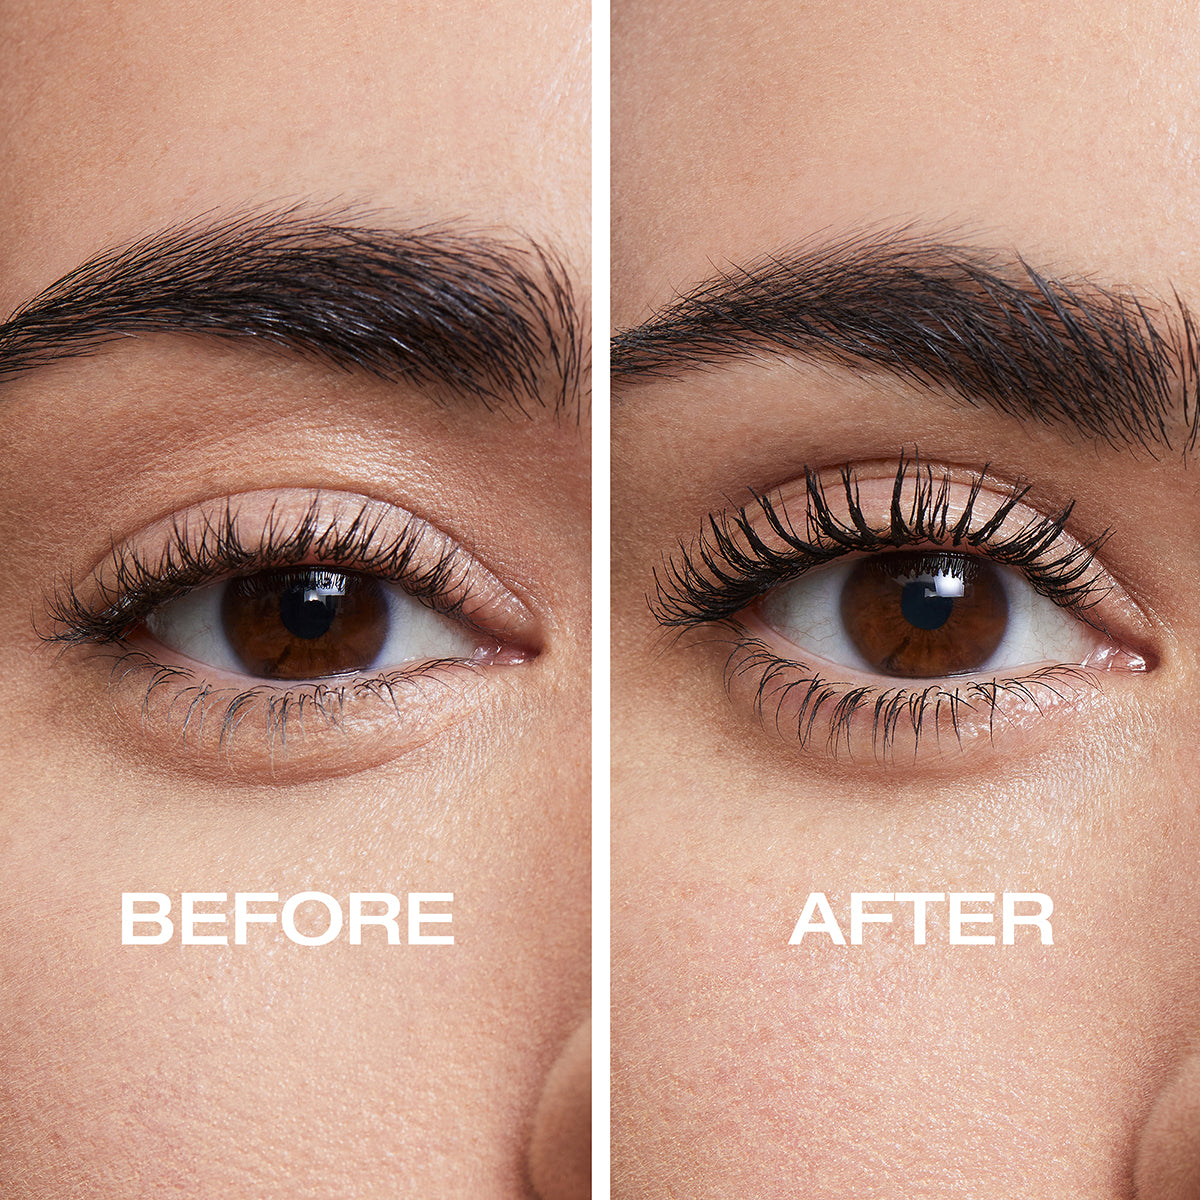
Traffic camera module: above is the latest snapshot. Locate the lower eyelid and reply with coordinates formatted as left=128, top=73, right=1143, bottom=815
left=82, top=647, right=505, bottom=783
left=719, top=557, right=1146, bottom=763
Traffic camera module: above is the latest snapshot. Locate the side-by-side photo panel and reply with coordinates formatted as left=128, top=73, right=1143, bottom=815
left=0, top=4, right=590, bottom=1198
left=612, top=2, right=1198, bottom=1196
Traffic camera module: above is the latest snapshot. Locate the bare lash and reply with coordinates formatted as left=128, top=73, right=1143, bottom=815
left=43, top=497, right=472, bottom=647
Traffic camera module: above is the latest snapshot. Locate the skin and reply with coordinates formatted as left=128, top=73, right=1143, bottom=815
left=613, top=2, right=1200, bottom=1197
left=0, top=3, right=588, bottom=1198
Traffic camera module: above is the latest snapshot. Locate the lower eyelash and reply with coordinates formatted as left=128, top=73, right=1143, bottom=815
left=101, top=646, right=482, bottom=749
left=719, top=633, right=1100, bottom=761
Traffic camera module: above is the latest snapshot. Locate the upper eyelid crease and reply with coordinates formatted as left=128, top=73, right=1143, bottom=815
left=0, top=203, right=588, bottom=420
left=611, top=222, right=1196, bottom=453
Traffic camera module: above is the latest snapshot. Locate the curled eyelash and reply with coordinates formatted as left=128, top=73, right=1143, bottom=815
left=651, top=451, right=1110, bottom=630
left=43, top=495, right=473, bottom=647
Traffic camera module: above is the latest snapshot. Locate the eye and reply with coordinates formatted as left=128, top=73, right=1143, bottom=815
left=143, top=567, right=482, bottom=682
left=43, top=489, right=542, bottom=766
left=757, top=548, right=1096, bottom=680
left=650, top=455, right=1154, bottom=762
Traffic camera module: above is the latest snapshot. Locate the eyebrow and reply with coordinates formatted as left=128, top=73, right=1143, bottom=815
left=0, top=207, right=586, bottom=418
left=611, top=227, right=1198, bottom=451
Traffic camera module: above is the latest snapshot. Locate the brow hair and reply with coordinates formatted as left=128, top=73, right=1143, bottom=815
left=0, top=206, right=587, bottom=418
left=611, top=227, right=1199, bottom=451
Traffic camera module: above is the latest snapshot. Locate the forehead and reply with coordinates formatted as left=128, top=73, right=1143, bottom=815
left=614, top=0, right=1200, bottom=321
left=0, top=0, right=589, bottom=312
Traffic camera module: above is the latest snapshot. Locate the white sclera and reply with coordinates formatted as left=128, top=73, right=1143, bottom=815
left=759, top=557, right=1097, bottom=678
left=145, top=576, right=478, bottom=680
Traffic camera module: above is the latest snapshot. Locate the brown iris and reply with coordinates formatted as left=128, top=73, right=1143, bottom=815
left=839, top=551, right=1008, bottom=677
left=220, top=569, right=388, bottom=680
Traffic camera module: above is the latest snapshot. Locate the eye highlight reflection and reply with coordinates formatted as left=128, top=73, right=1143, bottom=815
left=653, top=455, right=1152, bottom=763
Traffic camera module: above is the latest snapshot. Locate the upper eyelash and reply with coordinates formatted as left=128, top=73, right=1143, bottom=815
left=42, top=496, right=473, bottom=647
left=651, top=451, right=1111, bottom=629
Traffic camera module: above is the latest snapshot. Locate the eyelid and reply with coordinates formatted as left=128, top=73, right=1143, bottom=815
left=49, top=488, right=543, bottom=656
left=718, top=636, right=1109, bottom=766
left=770, top=465, right=1150, bottom=643
left=39, top=488, right=544, bottom=779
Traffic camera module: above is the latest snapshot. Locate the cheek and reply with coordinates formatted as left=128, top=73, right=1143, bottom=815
left=0, top=735, right=589, bottom=1199
left=0, top=900, right=288, bottom=1191
left=0, top=893, right=459, bottom=1195
left=612, top=802, right=1177, bottom=1199
left=617, top=890, right=1022, bottom=1194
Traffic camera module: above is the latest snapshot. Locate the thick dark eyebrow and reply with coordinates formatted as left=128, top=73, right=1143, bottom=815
left=0, top=207, right=586, bottom=418
left=611, top=227, right=1198, bottom=451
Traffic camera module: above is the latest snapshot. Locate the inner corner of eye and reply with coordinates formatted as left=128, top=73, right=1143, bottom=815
left=139, top=567, right=490, bottom=683
left=756, top=549, right=1104, bottom=680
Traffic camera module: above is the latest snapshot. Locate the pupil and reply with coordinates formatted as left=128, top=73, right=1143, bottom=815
left=900, top=578, right=955, bottom=631
left=279, top=583, right=341, bottom=640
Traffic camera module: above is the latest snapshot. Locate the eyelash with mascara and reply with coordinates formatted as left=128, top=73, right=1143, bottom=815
left=651, top=453, right=1147, bottom=761
left=43, top=494, right=534, bottom=752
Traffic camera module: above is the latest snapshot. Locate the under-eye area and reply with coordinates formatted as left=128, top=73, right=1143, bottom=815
left=42, top=489, right=542, bottom=769
left=651, top=453, right=1154, bottom=764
